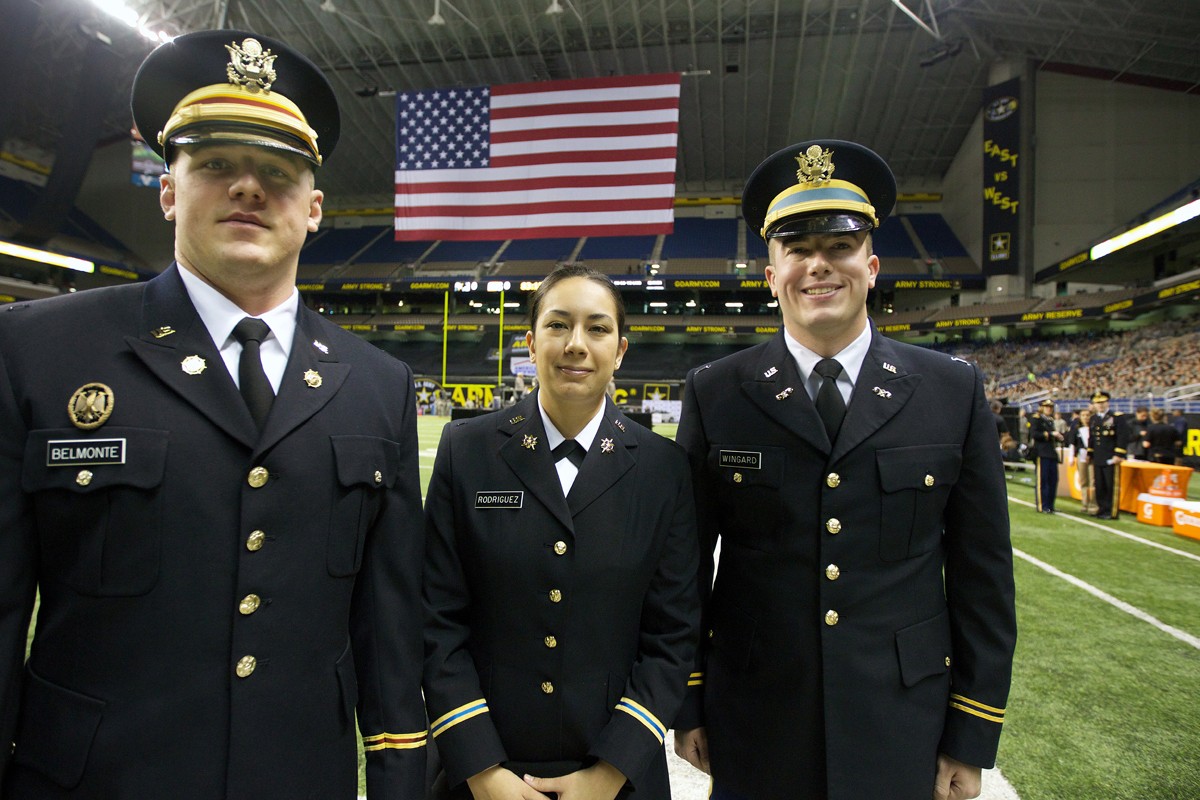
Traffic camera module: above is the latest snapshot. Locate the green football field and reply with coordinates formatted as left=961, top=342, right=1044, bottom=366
left=27, top=415, right=1200, bottom=797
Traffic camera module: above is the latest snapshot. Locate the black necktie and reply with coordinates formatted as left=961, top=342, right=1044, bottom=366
left=232, top=317, right=275, bottom=429
left=813, top=358, right=846, bottom=441
left=551, top=439, right=587, bottom=469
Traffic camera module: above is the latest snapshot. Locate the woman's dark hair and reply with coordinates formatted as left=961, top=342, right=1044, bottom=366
left=527, top=264, right=626, bottom=339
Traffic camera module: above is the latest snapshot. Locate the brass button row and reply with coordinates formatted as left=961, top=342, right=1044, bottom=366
left=246, top=529, right=266, bottom=551
left=238, top=594, right=261, bottom=615
left=247, top=466, right=269, bottom=488
left=553, top=540, right=568, bottom=556
left=236, top=655, right=257, bottom=678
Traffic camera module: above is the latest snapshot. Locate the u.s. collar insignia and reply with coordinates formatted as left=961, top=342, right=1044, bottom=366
left=151, top=326, right=175, bottom=339
left=882, top=362, right=897, bottom=373
left=226, top=38, right=277, bottom=91
left=303, top=369, right=323, bottom=388
left=312, top=340, right=329, bottom=354
left=67, top=382, right=114, bottom=430
left=600, top=438, right=614, bottom=453
left=775, top=387, right=794, bottom=400
left=873, top=386, right=892, bottom=398
left=508, top=414, right=526, bottom=425
left=181, top=355, right=207, bottom=375
left=763, top=366, right=778, bottom=378
left=612, top=419, right=626, bottom=432
left=522, top=434, right=538, bottom=451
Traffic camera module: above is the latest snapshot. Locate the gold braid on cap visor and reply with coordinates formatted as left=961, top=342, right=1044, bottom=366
left=158, top=83, right=321, bottom=165
left=761, top=179, right=878, bottom=237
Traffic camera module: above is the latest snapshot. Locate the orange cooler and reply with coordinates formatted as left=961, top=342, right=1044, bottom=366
left=1172, top=500, right=1200, bottom=542
left=1136, top=493, right=1175, bottom=527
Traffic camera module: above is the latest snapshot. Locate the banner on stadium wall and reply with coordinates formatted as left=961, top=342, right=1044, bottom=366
left=982, top=78, right=1021, bottom=276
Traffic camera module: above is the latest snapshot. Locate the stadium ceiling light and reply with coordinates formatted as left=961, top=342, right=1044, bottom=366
left=649, top=301, right=668, bottom=308
left=1090, top=197, right=1200, bottom=261
left=91, top=0, right=168, bottom=43
left=545, top=0, right=565, bottom=14
left=725, top=301, right=743, bottom=308
left=685, top=300, right=697, bottom=307
left=428, top=0, right=446, bottom=25
left=0, top=240, right=95, bottom=273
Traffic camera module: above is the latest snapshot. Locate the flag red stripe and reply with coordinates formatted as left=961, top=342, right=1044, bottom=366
left=395, top=198, right=673, bottom=218
left=395, top=222, right=675, bottom=241
left=491, top=97, right=680, bottom=120
left=490, top=148, right=677, bottom=168
left=491, top=123, right=678, bottom=144
left=491, top=73, right=681, bottom=96
left=396, top=172, right=676, bottom=194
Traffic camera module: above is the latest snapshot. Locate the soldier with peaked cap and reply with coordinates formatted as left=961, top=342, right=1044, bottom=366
left=1087, top=391, right=1127, bottom=518
left=0, top=30, right=426, bottom=798
left=672, top=141, right=1016, bottom=800
left=1027, top=399, right=1063, bottom=513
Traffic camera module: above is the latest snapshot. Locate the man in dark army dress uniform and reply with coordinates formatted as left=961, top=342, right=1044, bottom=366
left=673, top=141, right=1016, bottom=800
left=0, top=31, right=426, bottom=798
left=1087, top=391, right=1127, bottom=519
left=1027, top=399, right=1064, bottom=513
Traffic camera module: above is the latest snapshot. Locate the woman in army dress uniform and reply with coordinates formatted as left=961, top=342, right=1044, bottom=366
left=423, top=266, right=700, bottom=800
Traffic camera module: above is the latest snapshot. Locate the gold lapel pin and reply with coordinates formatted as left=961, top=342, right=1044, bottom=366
left=763, top=366, right=778, bottom=378
left=522, top=434, right=538, bottom=451
left=612, top=419, right=626, bottom=432
left=509, top=414, right=526, bottom=424
left=600, top=438, right=614, bottom=453
left=181, top=355, right=207, bottom=375
left=151, top=326, right=176, bottom=339
left=303, top=369, right=323, bottom=388
left=312, top=340, right=329, bottom=354
left=67, top=382, right=115, bottom=430
left=873, top=386, right=892, bottom=398
left=775, top=387, right=794, bottom=400
left=882, top=362, right=897, bottom=373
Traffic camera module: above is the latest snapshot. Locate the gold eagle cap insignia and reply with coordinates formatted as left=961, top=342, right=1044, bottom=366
left=226, top=38, right=277, bottom=91
left=795, top=145, right=835, bottom=186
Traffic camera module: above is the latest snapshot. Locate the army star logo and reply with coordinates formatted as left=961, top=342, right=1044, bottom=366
left=181, top=355, right=207, bottom=375
left=600, top=438, right=614, bottom=454
left=522, top=434, right=538, bottom=451
left=303, top=369, right=323, bottom=388
left=67, top=382, right=115, bottom=430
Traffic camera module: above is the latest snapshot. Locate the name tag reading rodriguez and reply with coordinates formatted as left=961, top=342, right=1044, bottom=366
left=47, top=438, right=127, bottom=467
left=719, top=450, right=762, bottom=470
left=475, top=491, right=524, bottom=509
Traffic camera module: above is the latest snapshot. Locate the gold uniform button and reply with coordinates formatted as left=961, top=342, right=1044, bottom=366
left=825, top=564, right=841, bottom=581
left=374, top=470, right=383, bottom=485
left=733, top=472, right=743, bottom=483
left=824, top=610, right=839, bottom=626
left=924, top=474, right=935, bottom=487
left=541, top=681, right=554, bottom=694
left=548, top=589, right=562, bottom=603
left=707, top=629, right=714, bottom=639
left=247, top=466, right=269, bottom=488
left=544, top=635, right=557, bottom=649
left=825, top=518, right=842, bottom=534
left=235, top=655, right=257, bottom=678
left=826, top=472, right=841, bottom=488
left=553, top=540, right=568, bottom=556
left=76, top=469, right=93, bottom=487
left=238, top=594, right=261, bottom=615
left=246, top=530, right=266, bottom=551
left=945, top=656, right=952, bottom=667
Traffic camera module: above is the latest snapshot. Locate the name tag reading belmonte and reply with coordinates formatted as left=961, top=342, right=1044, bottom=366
left=476, top=491, right=524, bottom=509
left=719, top=450, right=762, bottom=470
left=47, top=438, right=127, bottom=466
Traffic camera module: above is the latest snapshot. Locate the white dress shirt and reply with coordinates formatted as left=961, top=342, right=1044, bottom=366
left=538, top=398, right=606, bottom=496
left=783, top=321, right=872, bottom=406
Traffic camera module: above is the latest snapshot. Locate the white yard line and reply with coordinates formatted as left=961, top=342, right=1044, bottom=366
left=1008, top=495, right=1200, bottom=564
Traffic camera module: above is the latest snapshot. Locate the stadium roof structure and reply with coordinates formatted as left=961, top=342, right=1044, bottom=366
left=3, top=0, right=1199, bottom=211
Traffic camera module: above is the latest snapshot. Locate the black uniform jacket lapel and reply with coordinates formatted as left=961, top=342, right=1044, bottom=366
left=830, top=329, right=920, bottom=463
left=742, top=332, right=830, bottom=454
left=498, top=393, right=575, bottom=533
left=125, top=265, right=258, bottom=449
left=255, top=307, right=349, bottom=456
left=566, top=399, right=637, bottom=517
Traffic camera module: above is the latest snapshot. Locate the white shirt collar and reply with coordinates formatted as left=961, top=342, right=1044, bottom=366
left=537, top=395, right=607, bottom=452
left=783, top=321, right=872, bottom=401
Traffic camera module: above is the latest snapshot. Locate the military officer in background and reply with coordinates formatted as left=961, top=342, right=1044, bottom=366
left=673, top=141, right=1016, bottom=800
left=1087, top=391, right=1127, bottom=519
left=1027, top=399, right=1063, bottom=513
left=0, top=31, right=426, bottom=798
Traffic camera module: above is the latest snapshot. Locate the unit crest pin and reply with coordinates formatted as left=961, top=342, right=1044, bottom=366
left=775, top=387, right=794, bottom=400
left=522, top=434, right=538, bottom=451
left=181, top=355, right=207, bottom=375
left=872, top=386, right=892, bottom=399
left=303, top=369, right=323, bottom=388
left=600, top=438, right=614, bottom=454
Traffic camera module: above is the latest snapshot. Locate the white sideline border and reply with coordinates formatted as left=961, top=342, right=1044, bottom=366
left=1008, top=495, right=1200, bottom=564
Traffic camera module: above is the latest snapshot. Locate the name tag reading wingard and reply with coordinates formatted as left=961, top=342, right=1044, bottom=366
left=719, top=450, right=762, bottom=470
left=47, top=438, right=127, bottom=467
left=476, top=491, right=524, bottom=509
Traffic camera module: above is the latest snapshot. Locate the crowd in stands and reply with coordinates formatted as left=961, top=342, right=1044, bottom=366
left=941, top=318, right=1200, bottom=401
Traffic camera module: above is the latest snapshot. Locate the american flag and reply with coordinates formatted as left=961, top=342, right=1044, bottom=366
left=393, top=73, right=681, bottom=241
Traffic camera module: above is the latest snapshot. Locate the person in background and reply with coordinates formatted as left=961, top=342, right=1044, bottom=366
left=1088, top=391, right=1127, bottom=519
left=1125, top=406, right=1150, bottom=460
left=1145, top=408, right=1182, bottom=465
left=1170, top=409, right=1190, bottom=465
left=1027, top=399, right=1063, bottom=514
left=990, top=399, right=1008, bottom=441
left=1000, top=432, right=1025, bottom=463
left=673, top=140, right=1015, bottom=800
left=0, top=30, right=426, bottom=797
left=1071, top=408, right=1099, bottom=515
left=423, top=265, right=700, bottom=800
